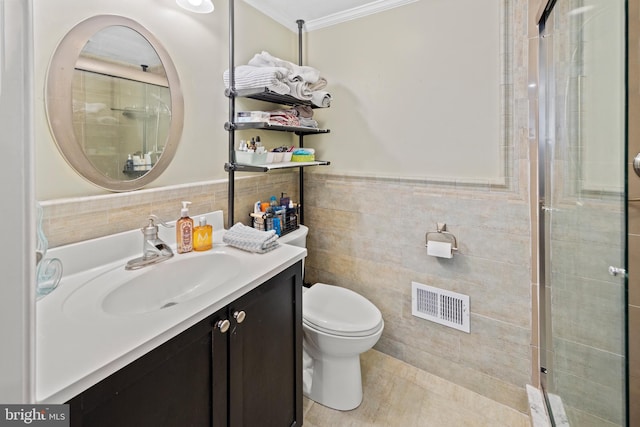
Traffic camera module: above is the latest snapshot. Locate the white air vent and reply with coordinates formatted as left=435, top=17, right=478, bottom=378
left=411, top=281, right=470, bottom=333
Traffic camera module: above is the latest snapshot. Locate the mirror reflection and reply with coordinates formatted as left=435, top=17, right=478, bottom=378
left=46, top=15, right=184, bottom=192
left=73, top=26, right=171, bottom=179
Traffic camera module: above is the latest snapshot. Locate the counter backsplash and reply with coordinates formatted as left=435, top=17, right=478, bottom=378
left=40, top=172, right=299, bottom=248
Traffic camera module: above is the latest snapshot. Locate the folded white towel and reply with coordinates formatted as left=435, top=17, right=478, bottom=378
left=223, top=223, right=279, bottom=253
left=311, top=91, right=332, bottom=108
left=223, top=65, right=291, bottom=95
left=285, top=79, right=313, bottom=100
left=249, top=51, right=322, bottom=84
left=308, top=77, right=327, bottom=92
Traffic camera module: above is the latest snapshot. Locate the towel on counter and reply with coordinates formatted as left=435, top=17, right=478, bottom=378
left=223, top=223, right=279, bottom=253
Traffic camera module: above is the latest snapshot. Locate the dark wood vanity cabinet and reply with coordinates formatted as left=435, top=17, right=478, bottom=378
left=67, top=262, right=303, bottom=427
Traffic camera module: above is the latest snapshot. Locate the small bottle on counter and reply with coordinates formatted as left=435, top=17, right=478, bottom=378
left=176, top=201, right=193, bottom=254
left=193, top=216, right=213, bottom=251
left=280, top=192, right=290, bottom=207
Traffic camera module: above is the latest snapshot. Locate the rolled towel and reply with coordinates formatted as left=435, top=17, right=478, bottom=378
left=311, top=91, right=332, bottom=108
left=308, top=77, right=327, bottom=92
left=285, top=79, right=313, bottom=100
left=223, top=223, right=279, bottom=253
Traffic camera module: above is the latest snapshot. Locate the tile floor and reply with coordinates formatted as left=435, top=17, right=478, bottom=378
left=302, top=349, right=531, bottom=427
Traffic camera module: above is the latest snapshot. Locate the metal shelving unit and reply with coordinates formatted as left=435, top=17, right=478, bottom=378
left=224, top=120, right=330, bottom=135
left=225, top=4, right=330, bottom=227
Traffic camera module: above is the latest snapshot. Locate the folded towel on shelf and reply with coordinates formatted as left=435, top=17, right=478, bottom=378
left=249, top=51, right=322, bottom=84
left=285, top=79, right=313, bottom=101
left=307, top=77, right=327, bottom=92
left=298, top=117, right=318, bottom=128
left=295, top=105, right=314, bottom=118
left=228, top=52, right=333, bottom=106
left=311, top=91, right=332, bottom=108
left=269, top=109, right=301, bottom=127
left=223, top=65, right=290, bottom=95
left=223, top=223, right=279, bottom=253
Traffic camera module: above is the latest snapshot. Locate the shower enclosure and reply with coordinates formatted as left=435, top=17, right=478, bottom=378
left=538, top=0, right=628, bottom=425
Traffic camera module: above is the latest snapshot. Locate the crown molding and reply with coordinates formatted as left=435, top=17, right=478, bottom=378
left=243, top=0, right=418, bottom=32
left=304, top=0, right=418, bottom=32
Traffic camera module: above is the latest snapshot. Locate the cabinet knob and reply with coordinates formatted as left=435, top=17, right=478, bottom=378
left=233, top=310, right=246, bottom=324
left=216, top=319, right=230, bottom=333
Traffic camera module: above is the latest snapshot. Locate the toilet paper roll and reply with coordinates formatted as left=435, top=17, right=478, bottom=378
left=427, top=240, right=453, bottom=258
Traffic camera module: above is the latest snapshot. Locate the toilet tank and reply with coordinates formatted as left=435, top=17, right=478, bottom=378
left=278, top=225, right=308, bottom=248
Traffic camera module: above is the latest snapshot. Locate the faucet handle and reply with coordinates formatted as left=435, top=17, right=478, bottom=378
left=141, top=215, right=174, bottom=239
left=148, top=214, right=174, bottom=228
left=141, top=217, right=159, bottom=239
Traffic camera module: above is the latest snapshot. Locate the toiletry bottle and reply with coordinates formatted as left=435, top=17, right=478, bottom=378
left=273, top=216, right=282, bottom=236
left=280, top=192, right=290, bottom=207
left=125, top=154, right=133, bottom=172
left=193, top=216, right=212, bottom=251
left=176, top=201, right=193, bottom=254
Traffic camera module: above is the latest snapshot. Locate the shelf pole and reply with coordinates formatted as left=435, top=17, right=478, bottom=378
left=296, top=19, right=304, bottom=66
left=228, top=0, right=236, bottom=228
left=296, top=19, right=305, bottom=224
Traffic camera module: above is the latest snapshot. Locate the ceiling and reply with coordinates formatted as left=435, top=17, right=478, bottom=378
left=242, top=0, right=417, bottom=32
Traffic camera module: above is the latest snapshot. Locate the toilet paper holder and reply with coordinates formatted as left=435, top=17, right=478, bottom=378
left=425, top=223, right=458, bottom=253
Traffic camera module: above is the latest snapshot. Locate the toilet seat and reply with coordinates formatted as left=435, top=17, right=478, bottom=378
left=303, top=283, right=383, bottom=337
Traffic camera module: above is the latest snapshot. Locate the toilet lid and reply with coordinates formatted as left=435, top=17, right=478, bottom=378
left=303, top=283, right=383, bottom=337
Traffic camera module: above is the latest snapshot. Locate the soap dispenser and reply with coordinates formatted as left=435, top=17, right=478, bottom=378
left=193, top=216, right=213, bottom=251
left=176, top=201, right=193, bottom=254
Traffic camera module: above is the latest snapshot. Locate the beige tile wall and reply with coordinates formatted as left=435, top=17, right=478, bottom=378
left=305, top=173, right=531, bottom=412
left=302, top=172, right=532, bottom=413
left=40, top=171, right=299, bottom=248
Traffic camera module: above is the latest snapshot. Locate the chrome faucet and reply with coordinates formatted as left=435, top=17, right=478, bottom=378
left=125, top=215, right=174, bottom=270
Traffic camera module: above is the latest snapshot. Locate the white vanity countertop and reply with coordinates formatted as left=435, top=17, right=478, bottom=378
left=35, top=211, right=306, bottom=403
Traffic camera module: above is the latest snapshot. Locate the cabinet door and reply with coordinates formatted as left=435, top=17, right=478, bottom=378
left=68, top=310, right=225, bottom=427
left=211, top=308, right=230, bottom=427
left=228, top=262, right=303, bottom=427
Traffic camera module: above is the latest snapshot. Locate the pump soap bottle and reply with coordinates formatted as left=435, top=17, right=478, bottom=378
left=176, top=201, right=193, bottom=254
left=193, top=216, right=213, bottom=251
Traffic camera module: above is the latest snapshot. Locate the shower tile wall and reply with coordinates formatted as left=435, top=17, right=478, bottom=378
left=303, top=173, right=532, bottom=414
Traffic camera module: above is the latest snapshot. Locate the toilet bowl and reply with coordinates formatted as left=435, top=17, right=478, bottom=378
left=279, top=226, right=384, bottom=411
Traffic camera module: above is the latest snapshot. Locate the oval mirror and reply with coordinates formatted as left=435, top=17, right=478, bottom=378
left=45, top=15, right=184, bottom=192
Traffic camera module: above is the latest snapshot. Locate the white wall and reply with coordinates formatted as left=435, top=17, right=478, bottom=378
left=305, top=0, right=503, bottom=182
left=0, top=0, right=35, bottom=403
left=36, top=0, right=504, bottom=199
left=34, top=0, right=294, bottom=199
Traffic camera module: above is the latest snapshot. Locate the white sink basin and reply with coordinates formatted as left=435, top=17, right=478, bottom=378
left=63, top=250, right=241, bottom=317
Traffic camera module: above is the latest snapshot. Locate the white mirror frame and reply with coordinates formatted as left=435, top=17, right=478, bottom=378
left=45, top=15, right=184, bottom=192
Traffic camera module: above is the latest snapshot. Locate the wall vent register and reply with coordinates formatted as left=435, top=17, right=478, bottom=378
left=411, top=282, right=470, bottom=333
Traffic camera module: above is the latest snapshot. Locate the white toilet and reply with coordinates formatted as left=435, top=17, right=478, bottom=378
left=279, top=225, right=384, bottom=411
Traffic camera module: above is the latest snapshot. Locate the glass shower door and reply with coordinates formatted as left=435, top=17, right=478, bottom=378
left=538, top=0, right=627, bottom=426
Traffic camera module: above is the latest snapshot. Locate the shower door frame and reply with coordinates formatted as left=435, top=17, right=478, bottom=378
left=536, top=0, right=629, bottom=425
